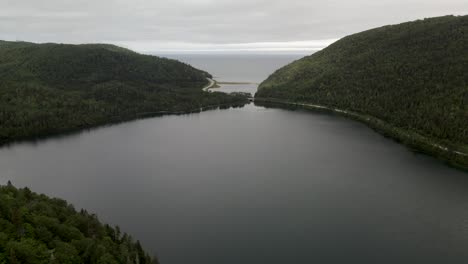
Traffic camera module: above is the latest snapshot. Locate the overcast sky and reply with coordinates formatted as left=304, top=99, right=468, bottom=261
left=1, top=0, right=467, bottom=53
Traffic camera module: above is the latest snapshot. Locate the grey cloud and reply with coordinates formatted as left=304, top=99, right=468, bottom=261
left=0, top=0, right=467, bottom=52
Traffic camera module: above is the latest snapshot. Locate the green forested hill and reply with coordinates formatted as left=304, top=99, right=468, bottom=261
left=0, top=41, right=248, bottom=144
left=256, top=15, right=468, bottom=167
left=0, top=182, right=158, bottom=264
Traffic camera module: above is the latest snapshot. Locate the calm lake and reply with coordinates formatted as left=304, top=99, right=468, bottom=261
left=1, top=54, right=468, bottom=264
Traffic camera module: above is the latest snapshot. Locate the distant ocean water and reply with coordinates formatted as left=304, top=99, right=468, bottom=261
left=161, top=54, right=304, bottom=94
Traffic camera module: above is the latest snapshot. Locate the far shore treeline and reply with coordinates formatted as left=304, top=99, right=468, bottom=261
left=256, top=15, right=468, bottom=169
left=0, top=41, right=249, bottom=145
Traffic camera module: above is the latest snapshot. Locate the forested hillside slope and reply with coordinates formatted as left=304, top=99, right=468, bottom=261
left=0, top=182, right=158, bottom=263
left=256, top=15, right=468, bottom=168
left=0, top=41, right=248, bottom=144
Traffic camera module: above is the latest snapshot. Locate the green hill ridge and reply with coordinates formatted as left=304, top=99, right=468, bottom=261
left=0, top=41, right=248, bottom=145
left=256, top=15, right=468, bottom=168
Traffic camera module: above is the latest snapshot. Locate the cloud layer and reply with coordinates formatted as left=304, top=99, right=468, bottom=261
left=1, top=0, right=467, bottom=53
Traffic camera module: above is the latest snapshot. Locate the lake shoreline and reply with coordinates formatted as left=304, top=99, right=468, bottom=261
left=254, top=98, right=468, bottom=171
left=0, top=77, right=250, bottom=148
left=0, top=99, right=248, bottom=148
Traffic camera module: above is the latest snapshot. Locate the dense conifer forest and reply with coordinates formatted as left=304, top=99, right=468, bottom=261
left=256, top=15, right=468, bottom=168
left=0, top=41, right=248, bottom=144
left=0, top=183, right=158, bottom=264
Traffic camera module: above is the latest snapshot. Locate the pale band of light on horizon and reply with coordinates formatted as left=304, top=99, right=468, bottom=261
left=111, top=39, right=339, bottom=54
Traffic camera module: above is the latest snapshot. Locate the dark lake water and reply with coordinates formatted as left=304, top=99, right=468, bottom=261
left=1, top=55, right=468, bottom=264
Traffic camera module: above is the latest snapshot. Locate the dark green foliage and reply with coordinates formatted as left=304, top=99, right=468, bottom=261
left=0, top=183, right=159, bottom=264
left=0, top=41, right=249, bottom=144
left=256, top=15, right=468, bottom=166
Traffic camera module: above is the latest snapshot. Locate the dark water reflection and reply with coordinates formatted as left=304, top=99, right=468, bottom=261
left=1, top=104, right=468, bottom=263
